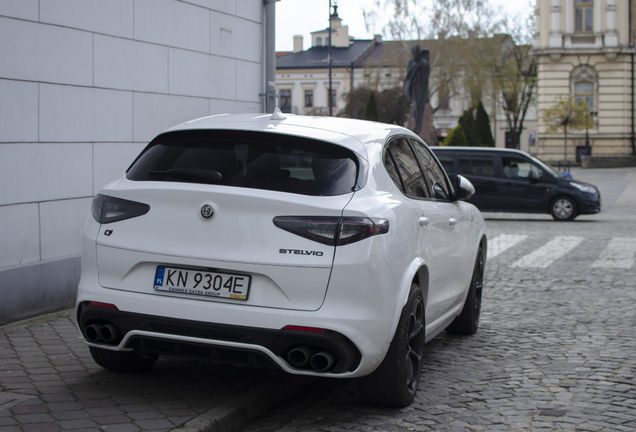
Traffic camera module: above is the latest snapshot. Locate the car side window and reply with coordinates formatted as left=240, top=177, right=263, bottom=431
left=384, top=138, right=429, bottom=198
left=410, top=140, right=451, bottom=200
left=501, top=157, right=545, bottom=181
left=458, top=156, right=495, bottom=177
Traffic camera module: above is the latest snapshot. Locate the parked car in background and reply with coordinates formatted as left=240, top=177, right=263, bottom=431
left=431, top=147, right=601, bottom=221
left=76, top=111, right=487, bottom=407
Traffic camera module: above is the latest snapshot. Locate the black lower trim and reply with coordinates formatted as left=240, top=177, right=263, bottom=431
left=77, top=303, right=361, bottom=373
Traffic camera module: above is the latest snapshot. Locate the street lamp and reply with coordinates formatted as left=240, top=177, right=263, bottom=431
left=328, top=0, right=336, bottom=116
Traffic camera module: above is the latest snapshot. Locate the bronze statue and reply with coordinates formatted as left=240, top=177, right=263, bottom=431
left=403, top=46, right=430, bottom=135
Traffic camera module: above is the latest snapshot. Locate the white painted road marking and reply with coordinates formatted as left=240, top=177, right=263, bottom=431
left=591, top=238, right=636, bottom=268
left=511, top=236, right=584, bottom=268
left=488, top=234, right=529, bottom=258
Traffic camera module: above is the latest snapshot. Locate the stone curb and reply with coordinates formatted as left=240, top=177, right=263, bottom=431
left=0, top=307, right=74, bottom=334
left=172, top=375, right=317, bottom=432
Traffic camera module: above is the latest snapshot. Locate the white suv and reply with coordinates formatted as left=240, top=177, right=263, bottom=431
left=77, top=111, right=487, bottom=407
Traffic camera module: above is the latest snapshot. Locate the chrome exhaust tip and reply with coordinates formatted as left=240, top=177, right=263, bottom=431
left=310, top=351, right=335, bottom=371
left=287, top=346, right=312, bottom=367
left=99, top=323, right=121, bottom=343
left=85, top=324, right=102, bottom=342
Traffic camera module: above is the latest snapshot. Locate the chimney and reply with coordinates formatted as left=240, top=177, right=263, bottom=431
left=293, top=35, right=303, bottom=53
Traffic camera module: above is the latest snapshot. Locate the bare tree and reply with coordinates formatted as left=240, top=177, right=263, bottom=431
left=362, top=0, right=505, bottom=114
left=495, top=8, right=538, bottom=149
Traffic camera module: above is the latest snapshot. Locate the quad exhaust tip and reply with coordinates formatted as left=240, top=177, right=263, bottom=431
left=287, top=346, right=336, bottom=371
left=84, top=322, right=121, bottom=344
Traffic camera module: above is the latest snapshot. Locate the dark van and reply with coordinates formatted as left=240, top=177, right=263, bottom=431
left=431, top=147, right=601, bottom=221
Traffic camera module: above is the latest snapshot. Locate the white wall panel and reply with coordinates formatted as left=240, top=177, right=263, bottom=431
left=209, top=100, right=260, bottom=115
left=39, top=84, right=133, bottom=142
left=168, top=49, right=236, bottom=99
left=93, top=142, right=146, bottom=194
left=0, top=203, right=40, bottom=270
left=236, top=60, right=262, bottom=103
left=236, top=0, right=262, bottom=23
left=133, top=93, right=210, bottom=143
left=134, top=0, right=210, bottom=53
left=40, top=0, right=133, bottom=39
left=183, top=0, right=236, bottom=14
left=0, top=17, right=93, bottom=86
left=0, top=144, right=93, bottom=206
left=0, top=80, right=38, bottom=143
left=94, top=35, right=168, bottom=93
left=40, top=198, right=92, bottom=261
left=0, top=0, right=39, bottom=21
left=210, top=12, right=261, bottom=63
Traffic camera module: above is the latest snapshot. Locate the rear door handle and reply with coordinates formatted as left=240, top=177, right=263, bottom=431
left=448, top=218, right=458, bottom=226
left=419, top=217, right=430, bottom=227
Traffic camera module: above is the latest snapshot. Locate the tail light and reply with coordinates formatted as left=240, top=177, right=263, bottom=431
left=91, top=194, right=150, bottom=224
left=273, top=216, right=389, bottom=246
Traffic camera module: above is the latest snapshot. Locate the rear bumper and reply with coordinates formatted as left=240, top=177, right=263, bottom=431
left=77, top=303, right=361, bottom=374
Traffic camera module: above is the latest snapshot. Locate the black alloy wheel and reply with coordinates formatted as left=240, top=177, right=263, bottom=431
left=358, top=283, right=425, bottom=407
left=447, top=246, right=484, bottom=335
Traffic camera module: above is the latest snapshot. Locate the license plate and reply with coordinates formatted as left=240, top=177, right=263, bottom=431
left=153, top=266, right=250, bottom=300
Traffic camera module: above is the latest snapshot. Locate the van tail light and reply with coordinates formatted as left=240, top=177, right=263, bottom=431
left=273, top=216, right=389, bottom=246
left=91, top=194, right=150, bottom=224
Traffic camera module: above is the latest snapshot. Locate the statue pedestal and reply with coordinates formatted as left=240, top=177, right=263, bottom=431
left=407, top=103, right=436, bottom=145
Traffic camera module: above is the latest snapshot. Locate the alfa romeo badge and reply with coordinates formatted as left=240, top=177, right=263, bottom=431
left=200, top=204, right=214, bottom=219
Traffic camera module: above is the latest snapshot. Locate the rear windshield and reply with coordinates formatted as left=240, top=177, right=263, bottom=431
left=126, top=130, right=362, bottom=196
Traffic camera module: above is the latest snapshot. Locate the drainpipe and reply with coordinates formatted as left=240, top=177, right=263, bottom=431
left=264, top=0, right=276, bottom=113
left=631, top=0, right=635, bottom=154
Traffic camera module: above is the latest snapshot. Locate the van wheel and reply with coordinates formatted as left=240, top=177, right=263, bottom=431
left=89, top=346, right=158, bottom=372
left=550, top=196, right=577, bottom=221
left=358, top=283, right=425, bottom=407
left=446, top=246, right=483, bottom=335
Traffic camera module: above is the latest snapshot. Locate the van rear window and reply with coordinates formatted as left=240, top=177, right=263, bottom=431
left=126, top=130, right=362, bottom=196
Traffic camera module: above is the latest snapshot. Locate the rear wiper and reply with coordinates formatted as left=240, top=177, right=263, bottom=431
left=149, top=168, right=222, bottom=183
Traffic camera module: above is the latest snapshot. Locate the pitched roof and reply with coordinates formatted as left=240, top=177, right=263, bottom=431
left=276, top=40, right=375, bottom=69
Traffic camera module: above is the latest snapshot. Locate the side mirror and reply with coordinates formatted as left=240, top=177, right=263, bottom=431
left=453, top=175, right=475, bottom=201
left=528, top=170, right=538, bottom=183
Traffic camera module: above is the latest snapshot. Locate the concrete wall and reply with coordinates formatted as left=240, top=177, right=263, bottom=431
left=0, top=0, right=266, bottom=325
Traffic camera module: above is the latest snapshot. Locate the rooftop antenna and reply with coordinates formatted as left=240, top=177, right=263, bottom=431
left=270, top=107, right=286, bottom=120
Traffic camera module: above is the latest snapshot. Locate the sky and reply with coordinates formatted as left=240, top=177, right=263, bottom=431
left=275, top=0, right=534, bottom=52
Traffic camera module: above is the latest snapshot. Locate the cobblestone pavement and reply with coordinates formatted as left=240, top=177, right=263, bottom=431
left=1, top=168, right=634, bottom=432
left=0, top=312, right=275, bottom=431
left=241, top=167, right=636, bottom=432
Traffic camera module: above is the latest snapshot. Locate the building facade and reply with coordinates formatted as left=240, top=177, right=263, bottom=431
left=533, top=0, right=636, bottom=161
left=0, top=0, right=271, bottom=324
left=277, top=13, right=538, bottom=151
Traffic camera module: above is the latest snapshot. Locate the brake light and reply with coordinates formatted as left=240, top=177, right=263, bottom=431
left=91, top=194, right=150, bottom=224
left=273, top=216, right=389, bottom=246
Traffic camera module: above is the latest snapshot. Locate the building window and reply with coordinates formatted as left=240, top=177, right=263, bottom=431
left=574, top=0, right=593, bottom=33
left=575, top=81, right=594, bottom=111
left=327, top=89, right=337, bottom=108
left=304, top=90, right=313, bottom=107
left=279, top=89, right=292, bottom=113
left=316, top=37, right=322, bottom=46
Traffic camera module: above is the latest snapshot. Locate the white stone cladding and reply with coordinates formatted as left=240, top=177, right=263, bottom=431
left=0, top=0, right=266, bottom=322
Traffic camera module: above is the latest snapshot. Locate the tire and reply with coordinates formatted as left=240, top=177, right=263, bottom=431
left=358, top=283, right=425, bottom=407
left=550, top=196, right=577, bottom=221
left=89, top=346, right=158, bottom=373
left=446, top=246, right=484, bottom=335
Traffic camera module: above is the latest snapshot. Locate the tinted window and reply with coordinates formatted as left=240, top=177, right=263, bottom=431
left=458, top=156, right=495, bottom=177
left=127, top=130, right=360, bottom=196
left=436, top=154, right=454, bottom=174
left=384, top=138, right=429, bottom=198
left=501, top=157, right=545, bottom=181
left=410, top=140, right=451, bottom=200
